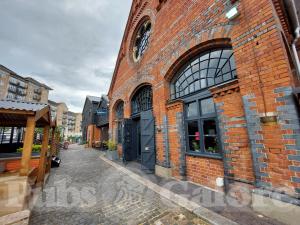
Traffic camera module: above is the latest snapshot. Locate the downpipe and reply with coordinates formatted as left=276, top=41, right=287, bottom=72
left=292, top=27, right=300, bottom=76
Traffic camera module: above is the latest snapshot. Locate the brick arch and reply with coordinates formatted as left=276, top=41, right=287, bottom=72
left=126, top=8, right=156, bottom=68
left=164, top=38, right=232, bottom=82
left=128, top=82, right=153, bottom=103
left=111, top=99, right=125, bottom=121
left=128, top=82, right=153, bottom=115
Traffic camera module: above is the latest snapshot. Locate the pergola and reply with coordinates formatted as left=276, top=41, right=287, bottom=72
left=0, top=100, right=56, bottom=184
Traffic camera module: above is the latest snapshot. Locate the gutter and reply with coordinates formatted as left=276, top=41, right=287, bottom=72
left=284, top=0, right=300, bottom=75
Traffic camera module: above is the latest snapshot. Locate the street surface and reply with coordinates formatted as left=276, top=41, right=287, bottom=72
left=29, top=145, right=209, bottom=225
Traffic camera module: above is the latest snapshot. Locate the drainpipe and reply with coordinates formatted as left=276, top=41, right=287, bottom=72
left=292, top=27, right=300, bottom=76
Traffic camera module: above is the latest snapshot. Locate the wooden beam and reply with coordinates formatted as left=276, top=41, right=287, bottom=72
left=0, top=109, right=34, bottom=115
left=37, top=125, right=50, bottom=185
left=20, top=116, right=36, bottom=176
left=46, top=128, right=56, bottom=174
left=35, top=106, right=49, bottom=122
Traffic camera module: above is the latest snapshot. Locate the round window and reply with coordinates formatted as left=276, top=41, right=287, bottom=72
left=132, top=20, right=152, bottom=62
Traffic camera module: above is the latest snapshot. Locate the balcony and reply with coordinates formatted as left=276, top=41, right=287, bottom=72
left=33, top=95, right=41, bottom=101
left=34, top=88, right=42, bottom=94
left=16, top=89, right=27, bottom=96
left=9, top=80, right=27, bottom=89
left=8, top=86, right=17, bottom=93
left=18, top=83, right=28, bottom=89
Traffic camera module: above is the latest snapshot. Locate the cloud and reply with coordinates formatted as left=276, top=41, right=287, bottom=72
left=0, top=0, right=131, bottom=112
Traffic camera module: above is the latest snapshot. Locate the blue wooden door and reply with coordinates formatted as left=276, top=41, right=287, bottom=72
left=122, top=119, right=135, bottom=162
left=140, top=110, right=155, bottom=172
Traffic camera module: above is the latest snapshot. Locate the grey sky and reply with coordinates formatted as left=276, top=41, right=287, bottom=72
left=0, top=0, right=131, bottom=112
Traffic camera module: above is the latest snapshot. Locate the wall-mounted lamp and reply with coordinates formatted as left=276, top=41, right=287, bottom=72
left=226, top=6, right=240, bottom=20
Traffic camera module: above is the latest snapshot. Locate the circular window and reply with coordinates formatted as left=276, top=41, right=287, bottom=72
left=133, top=20, right=152, bottom=62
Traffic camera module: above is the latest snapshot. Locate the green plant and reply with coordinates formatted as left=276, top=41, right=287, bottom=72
left=106, top=140, right=117, bottom=151
left=207, top=146, right=217, bottom=153
left=192, top=141, right=200, bottom=151
left=17, top=144, right=50, bottom=153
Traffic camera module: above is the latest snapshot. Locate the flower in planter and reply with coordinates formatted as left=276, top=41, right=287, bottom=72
left=17, top=144, right=50, bottom=153
left=106, top=140, right=117, bottom=151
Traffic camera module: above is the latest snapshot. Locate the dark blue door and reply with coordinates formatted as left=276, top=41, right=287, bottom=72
left=122, top=119, right=135, bottom=162
left=140, top=110, right=155, bottom=172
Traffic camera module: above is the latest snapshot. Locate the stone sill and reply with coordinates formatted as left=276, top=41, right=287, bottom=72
left=186, top=152, right=223, bottom=160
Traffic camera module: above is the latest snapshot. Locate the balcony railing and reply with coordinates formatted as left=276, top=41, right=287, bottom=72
left=18, top=83, right=28, bottom=89
left=17, top=89, right=26, bottom=96
left=34, top=88, right=42, bottom=94
left=8, top=86, right=17, bottom=93
left=9, top=80, right=28, bottom=89
left=33, top=95, right=41, bottom=101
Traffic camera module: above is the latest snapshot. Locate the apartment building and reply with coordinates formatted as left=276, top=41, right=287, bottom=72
left=48, top=100, right=82, bottom=138
left=0, top=64, right=52, bottom=103
left=48, top=100, right=68, bottom=137
left=67, top=112, right=82, bottom=137
left=74, top=113, right=82, bottom=135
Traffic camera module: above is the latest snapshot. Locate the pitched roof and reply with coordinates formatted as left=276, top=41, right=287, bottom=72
left=0, top=64, right=52, bottom=90
left=0, top=99, right=48, bottom=112
left=0, top=99, right=53, bottom=127
left=48, top=100, right=59, bottom=106
left=0, top=64, right=18, bottom=75
left=87, top=96, right=101, bottom=103
left=24, top=77, right=53, bottom=90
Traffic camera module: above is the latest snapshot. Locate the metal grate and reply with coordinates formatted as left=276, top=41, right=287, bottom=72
left=131, top=85, right=153, bottom=115
left=171, top=49, right=237, bottom=99
left=115, top=101, right=124, bottom=120
left=133, top=21, right=151, bottom=61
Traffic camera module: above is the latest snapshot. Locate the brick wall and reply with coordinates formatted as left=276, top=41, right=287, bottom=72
left=87, top=125, right=101, bottom=147
left=108, top=0, right=300, bottom=196
left=5, top=158, right=40, bottom=172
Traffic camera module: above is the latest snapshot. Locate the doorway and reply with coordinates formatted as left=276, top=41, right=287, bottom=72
left=132, top=116, right=141, bottom=161
left=123, top=110, right=156, bottom=172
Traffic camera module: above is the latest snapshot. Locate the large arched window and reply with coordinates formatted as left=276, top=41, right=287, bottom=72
left=115, top=101, right=124, bottom=120
left=171, top=48, right=238, bottom=158
left=115, top=101, right=124, bottom=144
left=131, top=85, right=153, bottom=115
left=171, top=49, right=237, bottom=99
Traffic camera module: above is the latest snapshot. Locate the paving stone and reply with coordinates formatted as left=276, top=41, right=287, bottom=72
left=29, top=145, right=209, bottom=225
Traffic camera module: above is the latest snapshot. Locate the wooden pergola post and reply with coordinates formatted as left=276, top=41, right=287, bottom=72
left=46, top=127, right=56, bottom=174
left=20, top=116, right=36, bottom=176
left=37, top=125, right=50, bottom=185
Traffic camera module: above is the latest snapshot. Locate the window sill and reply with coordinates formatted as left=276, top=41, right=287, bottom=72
left=185, top=152, right=223, bottom=160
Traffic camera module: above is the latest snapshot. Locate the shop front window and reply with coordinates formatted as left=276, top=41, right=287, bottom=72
left=171, top=47, right=238, bottom=158
left=185, top=97, right=221, bottom=157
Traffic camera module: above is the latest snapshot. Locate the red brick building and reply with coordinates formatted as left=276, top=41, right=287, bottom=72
left=108, top=0, right=300, bottom=215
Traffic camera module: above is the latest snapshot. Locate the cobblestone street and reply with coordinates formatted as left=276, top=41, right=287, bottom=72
left=29, top=145, right=209, bottom=225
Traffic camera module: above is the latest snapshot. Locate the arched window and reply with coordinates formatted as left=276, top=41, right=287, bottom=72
left=133, top=20, right=152, bottom=61
left=171, top=49, right=237, bottom=99
left=115, top=101, right=124, bottom=144
left=131, top=85, right=153, bottom=115
left=115, top=101, right=124, bottom=120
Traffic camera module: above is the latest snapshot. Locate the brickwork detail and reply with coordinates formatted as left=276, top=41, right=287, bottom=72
left=243, top=94, right=269, bottom=187
left=176, top=112, right=186, bottom=179
left=162, top=115, right=170, bottom=168
left=275, top=86, right=300, bottom=194
left=166, top=100, right=183, bottom=178
left=108, top=0, right=300, bottom=198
